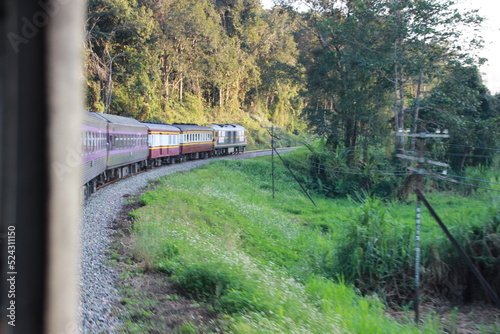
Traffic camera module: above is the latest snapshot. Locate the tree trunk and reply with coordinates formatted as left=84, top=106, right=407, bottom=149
left=411, top=70, right=423, bottom=150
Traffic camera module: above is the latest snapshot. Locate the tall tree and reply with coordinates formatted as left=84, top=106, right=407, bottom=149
left=289, top=0, right=483, bottom=157
left=299, top=0, right=394, bottom=164
left=420, top=64, right=500, bottom=171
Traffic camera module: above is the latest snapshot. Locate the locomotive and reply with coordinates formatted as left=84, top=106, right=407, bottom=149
left=82, top=110, right=247, bottom=197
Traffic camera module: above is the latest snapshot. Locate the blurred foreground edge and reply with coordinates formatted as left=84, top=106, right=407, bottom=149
left=0, top=0, right=84, bottom=333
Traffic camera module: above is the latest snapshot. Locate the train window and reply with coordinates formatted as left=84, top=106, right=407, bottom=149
left=84, top=132, right=87, bottom=154
left=87, top=132, right=90, bottom=153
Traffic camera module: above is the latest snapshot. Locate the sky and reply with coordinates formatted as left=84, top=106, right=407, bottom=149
left=260, top=0, right=500, bottom=94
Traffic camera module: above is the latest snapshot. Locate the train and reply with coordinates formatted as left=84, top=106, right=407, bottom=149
left=82, top=110, right=247, bottom=197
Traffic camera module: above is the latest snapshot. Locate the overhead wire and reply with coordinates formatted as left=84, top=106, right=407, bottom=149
left=426, top=175, right=500, bottom=193
left=278, top=155, right=409, bottom=177
left=273, top=144, right=500, bottom=193
left=445, top=174, right=500, bottom=187
left=442, top=143, right=500, bottom=152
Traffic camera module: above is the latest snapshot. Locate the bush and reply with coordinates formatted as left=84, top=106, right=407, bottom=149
left=333, top=198, right=414, bottom=304
left=174, top=262, right=236, bottom=301
left=173, top=262, right=270, bottom=315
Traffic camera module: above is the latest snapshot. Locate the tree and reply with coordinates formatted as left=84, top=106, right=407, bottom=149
left=285, top=0, right=483, bottom=160
left=383, top=0, right=483, bottom=153
left=420, top=64, right=500, bottom=171
left=298, top=0, right=394, bottom=164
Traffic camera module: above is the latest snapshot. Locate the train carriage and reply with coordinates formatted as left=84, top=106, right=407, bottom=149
left=141, top=122, right=181, bottom=166
left=96, top=113, right=149, bottom=179
left=173, top=124, right=214, bottom=160
left=82, top=111, right=108, bottom=194
left=208, top=124, right=247, bottom=155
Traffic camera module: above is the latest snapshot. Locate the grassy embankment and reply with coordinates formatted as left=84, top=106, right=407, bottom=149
left=118, top=148, right=500, bottom=333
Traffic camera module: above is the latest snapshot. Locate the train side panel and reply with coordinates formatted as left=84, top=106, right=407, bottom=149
left=82, top=111, right=108, bottom=184
left=208, top=124, right=247, bottom=155
left=174, top=124, right=213, bottom=158
left=96, top=113, right=149, bottom=170
left=142, top=122, right=181, bottom=163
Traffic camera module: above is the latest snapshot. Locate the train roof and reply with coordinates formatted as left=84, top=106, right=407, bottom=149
left=95, top=112, right=145, bottom=127
left=83, top=110, right=108, bottom=122
left=140, top=122, right=180, bottom=132
left=207, top=124, right=246, bottom=131
left=172, top=124, right=213, bottom=132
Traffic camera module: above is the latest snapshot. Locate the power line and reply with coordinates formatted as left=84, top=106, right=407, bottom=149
left=426, top=175, right=500, bottom=193
left=446, top=174, right=500, bottom=187
left=445, top=153, right=496, bottom=159
left=406, top=151, right=496, bottom=159
left=444, top=143, right=500, bottom=152
left=282, top=155, right=408, bottom=176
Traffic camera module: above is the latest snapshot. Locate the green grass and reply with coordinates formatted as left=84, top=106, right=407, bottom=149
left=127, top=153, right=499, bottom=333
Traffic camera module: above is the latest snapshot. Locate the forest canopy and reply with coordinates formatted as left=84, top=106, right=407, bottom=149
left=85, top=0, right=500, bottom=172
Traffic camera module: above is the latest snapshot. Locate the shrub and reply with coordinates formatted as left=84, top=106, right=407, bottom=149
left=174, top=263, right=236, bottom=301
left=333, top=198, right=414, bottom=304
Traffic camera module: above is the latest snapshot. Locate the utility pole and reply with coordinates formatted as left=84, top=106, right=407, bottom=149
left=272, top=125, right=275, bottom=199
left=265, top=125, right=281, bottom=200
left=397, top=130, right=451, bottom=324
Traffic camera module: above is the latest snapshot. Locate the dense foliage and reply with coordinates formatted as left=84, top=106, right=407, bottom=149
left=85, top=0, right=500, bottom=172
left=85, top=0, right=306, bottom=134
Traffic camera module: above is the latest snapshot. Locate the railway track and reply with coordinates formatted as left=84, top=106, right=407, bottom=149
left=93, top=147, right=296, bottom=194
